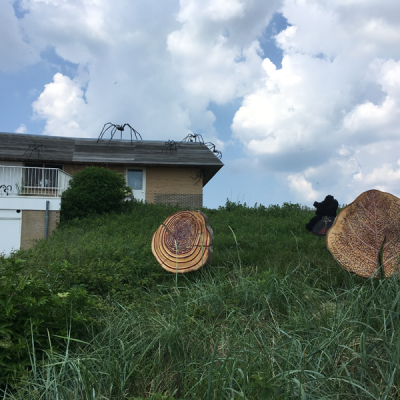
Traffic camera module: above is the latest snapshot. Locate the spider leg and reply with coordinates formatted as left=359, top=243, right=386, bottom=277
left=127, top=124, right=142, bottom=141
left=109, top=126, right=118, bottom=144
left=23, top=143, right=32, bottom=157
left=99, top=123, right=111, bottom=139
left=98, top=123, right=114, bottom=142
left=125, top=124, right=134, bottom=144
left=190, top=169, right=203, bottom=185
left=180, top=134, right=191, bottom=143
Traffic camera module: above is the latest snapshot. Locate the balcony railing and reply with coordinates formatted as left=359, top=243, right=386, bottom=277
left=0, top=166, right=72, bottom=197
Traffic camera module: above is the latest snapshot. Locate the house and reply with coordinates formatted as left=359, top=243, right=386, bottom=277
left=0, top=132, right=223, bottom=255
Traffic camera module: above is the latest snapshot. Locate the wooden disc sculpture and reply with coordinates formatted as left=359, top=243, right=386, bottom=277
left=326, top=189, right=400, bottom=278
left=152, top=210, right=214, bottom=273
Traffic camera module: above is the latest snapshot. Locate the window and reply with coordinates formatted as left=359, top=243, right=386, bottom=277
left=127, top=169, right=143, bottom=190
left=24, top=163, right=63, bottom=188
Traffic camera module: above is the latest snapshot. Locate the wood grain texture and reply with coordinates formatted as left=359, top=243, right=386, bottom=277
left=151, top=210, right=213, bottom=273
left=326, top=189, right=400, bottom=278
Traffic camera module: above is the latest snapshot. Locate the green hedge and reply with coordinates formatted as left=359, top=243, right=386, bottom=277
left=61, top=166, right=131, bottom=222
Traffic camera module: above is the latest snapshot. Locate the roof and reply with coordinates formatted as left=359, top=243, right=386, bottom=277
left=0, top=132, right=224, bottom=186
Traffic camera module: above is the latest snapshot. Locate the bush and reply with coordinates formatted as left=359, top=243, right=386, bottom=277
left=0, top=257, right=100, bottom=388
left=60, top=167, right=131, bottom=222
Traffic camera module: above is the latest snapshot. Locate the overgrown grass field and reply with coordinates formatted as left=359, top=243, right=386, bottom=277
left=1, top=200, right=399, bottom=399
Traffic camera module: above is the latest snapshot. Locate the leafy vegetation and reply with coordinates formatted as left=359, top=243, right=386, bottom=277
left=1, top=200, right=399, bottom=399
left=60, top=166, right=132, bottom=222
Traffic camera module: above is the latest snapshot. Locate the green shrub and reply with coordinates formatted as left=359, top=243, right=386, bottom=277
left=60, top=167, right=131, bottom=222
left=0, top=257, right=100, bottom=388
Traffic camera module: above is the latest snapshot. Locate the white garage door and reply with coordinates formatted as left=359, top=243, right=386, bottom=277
left=0, top=210, right=22, bottom=256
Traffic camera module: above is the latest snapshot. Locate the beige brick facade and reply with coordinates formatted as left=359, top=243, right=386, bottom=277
left=146, top=166, right=202, bottom=207
left=21, top=210, right=60, bottom=250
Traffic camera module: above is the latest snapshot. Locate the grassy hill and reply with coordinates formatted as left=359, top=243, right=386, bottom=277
left=1, top=200, right=399, bottom=399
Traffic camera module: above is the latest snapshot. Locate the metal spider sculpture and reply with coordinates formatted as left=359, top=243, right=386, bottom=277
left=181, top=133, right=204, bottom=144
left=191, top=169, right=203, bottom=185
left=205, top=142, right=222, bottom=159
left=23, top=141, right=46, bottom=158
left=97, top=123, right=142, bottom=144
left=162, top=140, right=181, bottom=153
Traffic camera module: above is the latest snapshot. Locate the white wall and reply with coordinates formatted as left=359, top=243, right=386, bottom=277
left=0, top=196, right=61, bottom=210
left=0, top=197, right=61, bottom=256
left=0, top=209, right=22, bottom=256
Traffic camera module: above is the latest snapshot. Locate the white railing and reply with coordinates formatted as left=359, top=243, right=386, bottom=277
left=0, top=166, right=72, bottom=197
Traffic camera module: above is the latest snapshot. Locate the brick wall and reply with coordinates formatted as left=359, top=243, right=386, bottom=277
left=154, top=193, right=203, bottom=208
left=21, top=210, right=60, bottom=250
left=146, top=166, right=202, bottom=206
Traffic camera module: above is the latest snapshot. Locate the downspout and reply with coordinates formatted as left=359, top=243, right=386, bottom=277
left=45, top=201, right=50, bottom=239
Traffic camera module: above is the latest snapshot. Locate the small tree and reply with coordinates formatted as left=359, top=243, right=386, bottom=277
left=61, top=167, right=132, bottom=222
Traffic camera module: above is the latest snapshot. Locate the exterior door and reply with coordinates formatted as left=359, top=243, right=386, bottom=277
left=127, top=169, right=146, bottom=202
left=0, top=210, right=22, bottom=256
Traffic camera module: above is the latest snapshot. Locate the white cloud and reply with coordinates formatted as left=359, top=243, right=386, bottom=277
left=0, top=0, right=39, bottom=71
left=167, top=1, right=280, bottom=105
left=352, top=159, right=400, bottom=196
left=14, top=123, right=27, bottom=134
left=231, top=0, right=400, bottom=205
left=32, top=73, right=87, bottom=136
left=13, top=0, right=282, bottom=143
left=287, top=173, right=318, bottom=202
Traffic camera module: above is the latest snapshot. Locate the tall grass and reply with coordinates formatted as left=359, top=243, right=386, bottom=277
left=2, top=200, right=399, bottom=399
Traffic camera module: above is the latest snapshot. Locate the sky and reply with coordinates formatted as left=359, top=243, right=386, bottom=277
left=1, top=0, right=400, bottom=209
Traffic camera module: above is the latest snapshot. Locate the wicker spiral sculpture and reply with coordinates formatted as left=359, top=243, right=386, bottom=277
left=152, top=210, right=214, bottom=273
left=326, top=189, right=400, bottom=278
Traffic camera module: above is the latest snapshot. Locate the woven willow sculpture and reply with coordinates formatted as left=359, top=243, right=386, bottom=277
left=326, top=189, right=400, bottom=278
left=152, top=210, right=214, bottom=273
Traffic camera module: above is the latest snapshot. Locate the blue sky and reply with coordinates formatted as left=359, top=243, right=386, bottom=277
left=2, top=0, right=400, bottom=209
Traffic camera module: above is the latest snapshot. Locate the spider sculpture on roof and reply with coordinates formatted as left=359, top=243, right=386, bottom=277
left=181, top=133, right=204, bottom=144
left=162, top=140, right=181, bottom=153
left=23, top=141, right=46, bottom=158
left=180, top=133, right=222, bottom=159
left=205, top=142, right=222, bottom=160
left=97, top=123, right=142, bottom=144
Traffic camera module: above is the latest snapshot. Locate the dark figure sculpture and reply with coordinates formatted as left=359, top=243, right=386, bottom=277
left=180, top=134, right=222, bottom=159
left=181, top=133, right=204, bottom=144
left=97, top=123, right=142, bottom=144
left=190, top=169, right=203, bottom=185
left=205, top=142, right=222, bottom=159
left=306, top=195, right=339, bottom=236
left=162, top=140, right=180, bottom=153
left=23, top=141, right=46, bottom=157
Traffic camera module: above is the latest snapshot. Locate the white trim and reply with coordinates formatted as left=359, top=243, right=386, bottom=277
left=0, top=196, right=61, bottom=210
left=0, top=209, right=22, bottom=219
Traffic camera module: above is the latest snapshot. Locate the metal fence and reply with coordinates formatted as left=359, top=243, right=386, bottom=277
left=0, top=166, right=72, bottom=197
